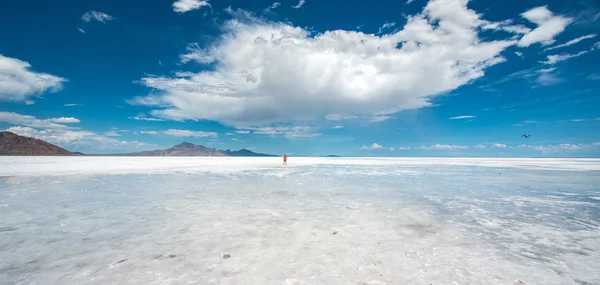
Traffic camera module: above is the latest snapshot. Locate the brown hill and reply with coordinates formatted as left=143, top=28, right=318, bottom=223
left=0, top=131, right=80, bottom=156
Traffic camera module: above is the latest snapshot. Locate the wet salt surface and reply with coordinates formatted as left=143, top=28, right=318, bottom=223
left=0, top=158, right=599, bottom=284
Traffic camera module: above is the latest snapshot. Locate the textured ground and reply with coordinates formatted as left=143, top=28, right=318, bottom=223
left=1, top=157, right=599, bottom=284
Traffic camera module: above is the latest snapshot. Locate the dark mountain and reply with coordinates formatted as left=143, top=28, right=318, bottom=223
left=0, top=131, right=80, bottom=156
left=123, top=142, right=227, bottom=156
left=224, top=148, right=277, bottom=157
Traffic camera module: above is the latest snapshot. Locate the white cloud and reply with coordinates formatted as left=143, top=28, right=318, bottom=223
left=236, top=130, right=250, bottom=134
left=519, top=142, right=600, bottom=153
left=397, top=146, right=411, bottom=150
left=0, top=112, right=74, bottom=129
left=544, top=34, right=597, bottom=51
left=129, top=113, right=165, bottom=121
left=419, top=144, right=468, bottom=150
left=481, top=19, right=531, bottom=34
left=406, top=0, right=416, bottom=4
left=163, top=129, right=217, bottom=137
left=179, top=43, right=215, bottom=64
left=132, top=0, right=516, bottom=127
left=332, top=125, right=344, bottom=129
left=0, top=54, right=66, bottom=102
left=81, top=11, right=115, bottom=23
left=361, top=143, right=383, bottom=150
left=241, top=126, right=319, bottom=138
left=268, top=2, right=281, bottom=9
left=518, top=6, right=572, bottom=47
left=515, top=51, right=523, bottom=57
left=25, top=100, right=35, bottom=105
left=378, top=22, right=396, bottom=34
left=78, top=28, right=86, bottom=34
left=292, top=0, right=305, bottom=9
left=538, top=67, right=556, bottom=73
left=64, top=103, right=79, bottom=107
left=542, top=50, right=589, bottom=64
left=449, top=115, right=474, bottom=120
left=173, top=0, right=210, bottom=13
left=491, top=143, right=507, bottom=148
left=140, top=131, right=158, bottom=135
left=46, top=117, right=80, bottom=123
left=225, top=132, right=234, bottom=136
left=475, top=144, right=485, bottom=149
left=104, top=131, right=120, bottom=137
left=389, top=147, right=395, bottom=151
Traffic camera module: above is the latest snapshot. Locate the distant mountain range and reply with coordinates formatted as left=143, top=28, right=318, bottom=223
left=119, top=142, right=276, bottom=157
left=0, top=131, right=82, bottom=156
left=0, top=132, right=277, bottom=157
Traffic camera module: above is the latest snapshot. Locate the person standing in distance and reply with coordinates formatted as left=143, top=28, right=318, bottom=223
left=283, top=154, right=287, bottom=164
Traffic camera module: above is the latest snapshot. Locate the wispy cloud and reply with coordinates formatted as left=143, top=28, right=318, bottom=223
left=0, top=54, right=66, bottom=103
left=64, top=103, right=80, bottom=107
left=46, top=117, right=80, bottom=123
left=236, top=130, right=250, bottom=134
left=82, top=11, right=115, bottom=23
left=292, top=0, right=305, bottom=9
left=173, top=0, right=210, bottom=13
left=545, top=34, right=597, bottom=51
left=481, top=19, right=531, bottom=34
left=449, top=115, right=475, bottom=120
left=332, top=125, right=344, bottom=129
left=180, top=43, right=215, bottom=64
left=325, top=114, right=358, bottom=121
left=0, top=112, right=76, bottom=129
left=267, top=2, right=281, bottom=10
left=361, top=143, right=383, bottom=150
left=129, top=113, right=165, bottom=122
left=491, top=143, right=507, bottom=148
left=515, top=51, right=524, bottom=57
left=378, top=22, right=396, bottom=34
left=519, top=142, right=600, bottom=153
left=241, top=126, right=319, bottom=139
left=140, top=131, right=158, bottom=135
left=419, top=144, right=468, bottom=150
left=163, top=129, right=217, bottom=137
left=518, top=6, right=573, bottom=47
left=475, top=144, right=485, bottom=149
left=104, top=131, right=120, bottom=137
left=542, top=50, right=590, bottom=64
left=397, top=146, right=411, bottom=151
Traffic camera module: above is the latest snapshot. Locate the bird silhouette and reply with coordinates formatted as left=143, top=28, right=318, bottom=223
left=522, top=134, right=530, bottom=138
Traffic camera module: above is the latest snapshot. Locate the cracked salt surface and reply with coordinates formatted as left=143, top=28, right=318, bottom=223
left=0, top=157, right=599, bottom=284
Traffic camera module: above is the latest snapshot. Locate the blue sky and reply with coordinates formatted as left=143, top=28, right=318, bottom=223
left=1, top=0, right=599, bottom=156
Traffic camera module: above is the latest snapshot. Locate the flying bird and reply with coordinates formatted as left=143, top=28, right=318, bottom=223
left=522, top=134, right=530, bottom=138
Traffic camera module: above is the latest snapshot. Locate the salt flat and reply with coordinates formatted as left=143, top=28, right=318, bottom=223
left=1, top=157, right=599, bottom=284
